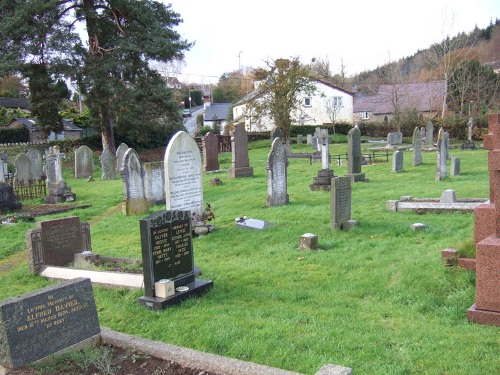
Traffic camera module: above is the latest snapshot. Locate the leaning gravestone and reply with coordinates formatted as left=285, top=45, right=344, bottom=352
left=266, top=137, right=289, bottom=207
left=138, top=210, right=213, bottom=310
left=100, top=146, right=117, bottom=180
left=143, top=161, right=165, bottom=204
left=412, top=127, right=423, bottom=166
left=74, top=145, right=94, bottom=179
left=115, top=143, right=129, bottom=173
left=345, top=125, right=366, bottom=182
left=26, top=216, right=91, bottom=274
left=392, top=150, right=404, bottom=173
left=26, top=148, right=43, bottom=180
left=121, top=148, right=148, bottom=215
left=165, top=131, right=204, bottom=218
left=228, top=124, right=253, bottom=178
left=202, top=132, right=220, bottom=173
left=331, top=176, right=355, bottom=230
left=0, top=278, right=100, bottom=369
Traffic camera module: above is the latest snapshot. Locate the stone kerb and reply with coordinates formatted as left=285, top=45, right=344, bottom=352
left=266, top=137, right=289, bottom=207
left=165, top=131, right=204, bottom=218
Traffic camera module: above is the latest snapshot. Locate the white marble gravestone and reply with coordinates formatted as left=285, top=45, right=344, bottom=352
left=165, top=131, right=204, bottom=218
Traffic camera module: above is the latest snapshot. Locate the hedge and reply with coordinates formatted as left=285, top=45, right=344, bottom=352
left=0, top=127, right=30, bottom=143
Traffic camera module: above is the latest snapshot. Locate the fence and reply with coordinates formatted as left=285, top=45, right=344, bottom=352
left=12, top=178, right=47, bottom=200
left=195, top=135, right=232, bottom=154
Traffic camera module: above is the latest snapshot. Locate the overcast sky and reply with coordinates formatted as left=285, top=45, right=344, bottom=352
left=162, top=0, right=499, bottom=85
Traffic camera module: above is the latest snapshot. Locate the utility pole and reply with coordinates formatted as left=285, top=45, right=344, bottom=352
left=238, top=51, right=243, bottom=72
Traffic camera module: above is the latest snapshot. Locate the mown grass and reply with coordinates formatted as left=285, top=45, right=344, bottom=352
left=1, top=139, right=498, bottom=375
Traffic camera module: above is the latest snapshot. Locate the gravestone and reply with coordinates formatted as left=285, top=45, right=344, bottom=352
left=451, top=156, right=460, bottom=176
left=0, top=182, right=21, bottom=211
left=0, top=159, right=4, bottom=184
left=307, top=134, right=313, bottom=144
left=435, top=127, right=447, bottom=181
left=330, top=176, right=355, bottom=230
left=228, top=124, right=253, bottom=178
left=26, top=216, right=91, bottom=274
left=311, top=136, right=318, bottom=149
left=345, top=126, right=366, bottom=182
left=0, top=278, right=100, bottom=369
left=412, top=127, right=423, bottom=166
left=138, top=210, right=213, bottom=310
left=387, top=132, right=403, bottom=145
left=165, top=131, right=204, bottom=218
left=468, top=113, right=500, bottom=326
left=115, top=143, right=129, bottom=173
left=421, top=126, right=426, bottom=141
left=310, top=130, right=334, bottom=191
left=100, top=146, right=117, bottom=180
left=44, top=146, right=76, bottom=203
left=272, top=127, right=282, bottom=140
left=121, top=148, right=148, bottom=215
left=392, top=150, right=404, bottom=173
left=74, top=145, right=94, bottom=179
left=26, top=148, right=43, bottom=180
left=0, top=155, right=7, bottom=180
left=444, top=130, right=450, bottom=159
left=426, top=121, right=434, bottom=146
left=13, top=153, right=32, bottom=187
left=143, top=161, right=165, bottom=204
left=266, top=137, right=289, bottom=207
left=297, top=134, right=303, bottom=145
left=202, top=132, right=220, bottom=172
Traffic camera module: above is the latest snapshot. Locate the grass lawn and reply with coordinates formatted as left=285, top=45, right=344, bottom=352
left=0, top=139, right=498, bottom=375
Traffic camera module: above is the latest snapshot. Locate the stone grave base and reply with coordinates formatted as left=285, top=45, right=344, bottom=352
left=345, top=172, right=366, bottom=183
left=310, top=169, right=334, bottom=191
left=138, top=279, right=213, bottom=310
left=45, top=183, right=76, bottom=203
left=461, top=140, right=476, bottom=150
left=228, top=166, right=254, bottom=178
left=467, top=304, right=500, bottom=326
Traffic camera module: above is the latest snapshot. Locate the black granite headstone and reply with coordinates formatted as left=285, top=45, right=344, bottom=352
left=138, top=210, right=213, bottom=310
left=0, top=278, right=100, bottom=369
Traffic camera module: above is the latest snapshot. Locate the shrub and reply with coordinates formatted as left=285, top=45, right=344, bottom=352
left=0, top=126, right=29, bottom=143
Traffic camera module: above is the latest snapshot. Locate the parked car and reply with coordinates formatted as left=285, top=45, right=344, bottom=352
left=182, top=109, right=191, bottom=117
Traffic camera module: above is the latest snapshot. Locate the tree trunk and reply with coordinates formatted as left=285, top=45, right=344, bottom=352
left=102, top=118, right=116, bottom=154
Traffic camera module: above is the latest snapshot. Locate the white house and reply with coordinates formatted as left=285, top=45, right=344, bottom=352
left=203, top=102, right=232, bottom=133
left=232, top=79, right=354, bottom=131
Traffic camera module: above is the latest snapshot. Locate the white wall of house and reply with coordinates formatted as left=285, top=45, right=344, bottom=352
left=233, top=80, right=353, bottom=132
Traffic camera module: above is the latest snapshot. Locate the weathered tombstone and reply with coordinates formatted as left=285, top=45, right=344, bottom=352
left=444, top=130, right=450, bottom=159
left=202, top=132, right=220, bottom=172
left=311, top=136, right=318, bottom=149
left=115, top=143, right=129, bottom=173
left=435, top=127, right=447, bottom=181
left=387, top=132, right=403, bottom=145
left=0, top=181, right=21, bottom=211
left=451, top=156, right=460, bottom=176
left=26, top=148, right=43, bottom=180
left=412, top=127, right=423, bottom=166
left=44, top=146, right=75, bottom=203
left=0, top=153, right=8, bottom=179
left=235, top=217, right=273, bottom=230
left=143, top=161, right=165, bottom=204
left=165, top=131, right=204, bottom=218
left=0, top=278, right=100, bottom=369
left=0, top=159, right=5, bottom=184
left=331, top=176, right=355, bottom=230
left=310, top=131, right=334, bottom=191
left=228, top=124, right=253, bottom=178
left=272, top=127, right=282, bottom=140
left=100, top=146, right=117, bottom=180
left=26, top=216, right=91, bottom=274
left=306, top=134, right=313, bottom=144
left=137, top=210, right=213, bottom=310
left=468, top=113, right=500, bottom=326
left=299, top=233, right=318, bottom=250
left=13, top=154, right=32, bottom=187
left=266, top=138, right=289, bottom=207
left=297, top=134, right=303, bottom=145
left=121, top=148, right=148, bottom=215
left=426, top=121, right=434, bottom=146
left=421, top=126, right=426, bottom=141
left=74, top=145, right=94, bottom=179
left=345, top=126, right=366, bottom=182
left=392, top=150, right=404, bottom=173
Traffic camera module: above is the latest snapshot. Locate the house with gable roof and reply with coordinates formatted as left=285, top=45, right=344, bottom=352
left=203, top=102, right=232, bottom=133
left=8, top=118, right=82, bottom=142
left=232, top=79, right=354, bottom=132
left=353, top=81, right=445, bottom=123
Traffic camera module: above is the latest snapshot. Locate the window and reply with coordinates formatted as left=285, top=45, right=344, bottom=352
left=361, top=111, right=369, bottom=120
left=304, top=97, right=311, bottom=107
left=333, top=96, right=343, bottom=107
